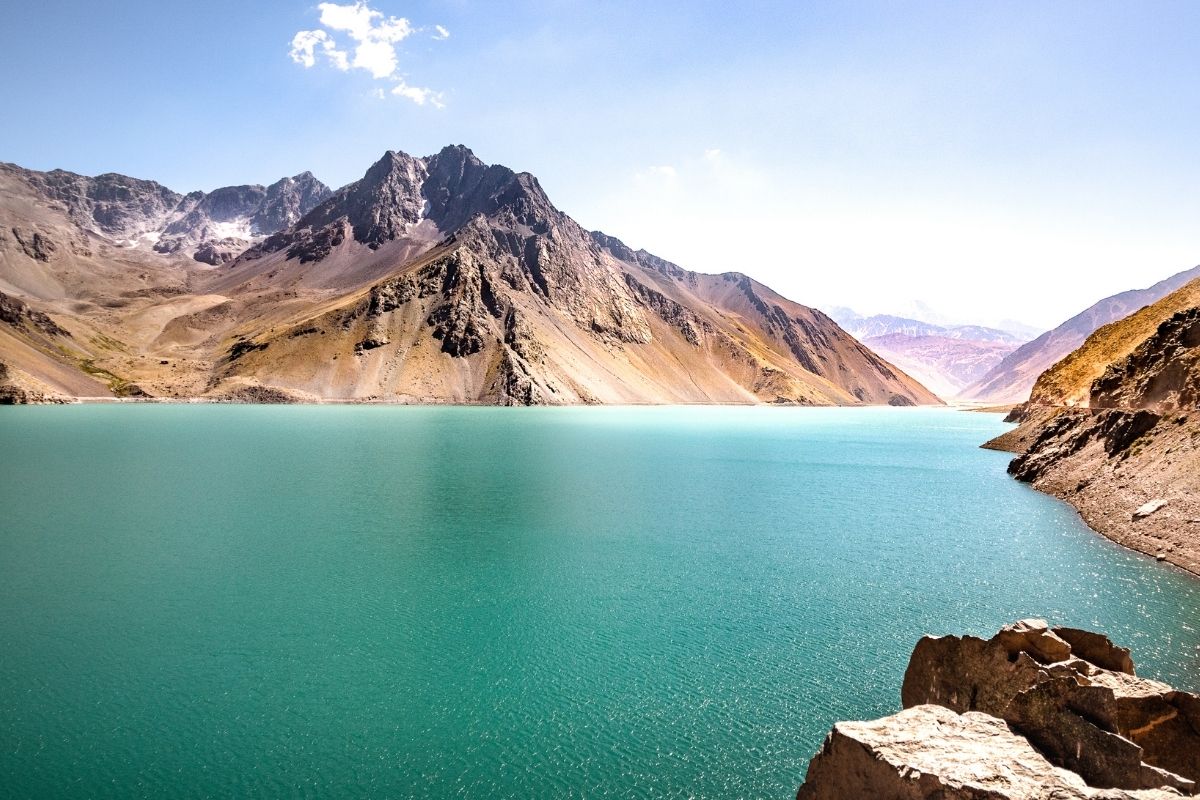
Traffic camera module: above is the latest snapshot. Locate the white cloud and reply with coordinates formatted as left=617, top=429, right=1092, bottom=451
left=646, top=165, right=678, bottom=179
left=392, top=80, right=445, bottom=108
left=353, top=38, right=399, bottom=78
left=318, top=2, right=412, bottom=43
left=703, top=148, right=721, bottom=161
left=289, top=29, right=349, bottom=71
left=290, top=2, right=446, bottom=106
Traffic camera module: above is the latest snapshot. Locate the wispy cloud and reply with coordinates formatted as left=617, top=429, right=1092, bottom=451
left=289, top=2, right=447, bottom=106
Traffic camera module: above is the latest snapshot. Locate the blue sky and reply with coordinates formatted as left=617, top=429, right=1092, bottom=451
left=4, top=1, right=1200, bottom=330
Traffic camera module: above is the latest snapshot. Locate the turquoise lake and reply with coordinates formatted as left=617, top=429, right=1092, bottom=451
left=1, top=405, right=1198, bottom=799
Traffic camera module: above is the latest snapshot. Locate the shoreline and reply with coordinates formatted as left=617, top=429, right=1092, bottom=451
left=1, top=396, right=952, bottom=409
left=984, top=406, right=1200, bottom=580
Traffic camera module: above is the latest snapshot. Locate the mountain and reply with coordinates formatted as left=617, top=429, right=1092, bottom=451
left=853, top=333, right=1025, bottom=398
left=828, top=309, right=1028, bottom=398
left=960, top=264, right=1200, bottom=403
left=0, top=146, right=939, bottom=406
left=994, top=318, right=1045, bottom=341
left=156, top=172, right=333, bottom=264
left=1029, top=276, right=1200, bottom=407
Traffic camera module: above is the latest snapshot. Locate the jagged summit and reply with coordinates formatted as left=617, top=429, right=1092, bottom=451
left=10, top=165, right=184, bottom=240
left=249, top=146, right=563, bottom=265
left=0, top=145, right=941, bottom=406
left=289, top=150, right=430, bottom=249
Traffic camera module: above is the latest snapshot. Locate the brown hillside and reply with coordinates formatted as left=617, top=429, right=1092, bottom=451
left=1029, top=277, right=1200, bottom=407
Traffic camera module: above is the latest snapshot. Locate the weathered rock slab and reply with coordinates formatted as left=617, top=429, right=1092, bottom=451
left=796, top=704, right=1183, bottom=800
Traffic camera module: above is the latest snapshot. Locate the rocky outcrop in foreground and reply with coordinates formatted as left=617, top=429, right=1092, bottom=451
left=797, top=619, right=1200, bottom=799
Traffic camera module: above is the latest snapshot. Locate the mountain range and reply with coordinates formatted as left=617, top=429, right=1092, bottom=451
left=0, top=146, right=938, bottom=406
left=827, top=309, right=1029, bottom=398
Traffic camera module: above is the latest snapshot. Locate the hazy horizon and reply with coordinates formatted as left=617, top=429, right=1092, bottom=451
left=5, top=1, right=1200, bottom=329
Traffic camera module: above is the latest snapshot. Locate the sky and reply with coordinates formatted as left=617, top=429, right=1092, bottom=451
left=4, top=1, right=1200, bottom=331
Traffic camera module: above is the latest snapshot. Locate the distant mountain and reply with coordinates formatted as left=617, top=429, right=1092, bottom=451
left=994, top=318, right=1045, bottom=341
left=827, top=309, right=1028, bottom=398
left=829, top=309, right=1023, bottom=344
left=0, top=147, right=939, bottom=406
left=158, top=172, right=332, bottom=263
left=960, top=264, right=1200, bottom=403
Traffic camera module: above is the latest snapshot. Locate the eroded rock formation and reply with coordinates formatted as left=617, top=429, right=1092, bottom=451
left=797, top=619, right=1200, bottom=799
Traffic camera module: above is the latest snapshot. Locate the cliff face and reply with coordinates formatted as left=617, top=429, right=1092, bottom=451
left=960, top=266, right=1200, bottom=404
left=0, top=146, right=939, bottom=406
left=1090, top=308, right=1200, bottom=413
left=797, top=619, right=1200, bottom=799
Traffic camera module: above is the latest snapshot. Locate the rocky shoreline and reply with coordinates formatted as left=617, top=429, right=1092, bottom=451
left=980, top=306, right=1200, bottom=577
left=983, top=404, right=1200, bottom=577
left=797, top=619, right=1200, bottom=798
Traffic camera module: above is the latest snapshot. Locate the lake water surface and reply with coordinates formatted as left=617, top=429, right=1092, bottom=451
left=1, top=405, right=1198, bottom=798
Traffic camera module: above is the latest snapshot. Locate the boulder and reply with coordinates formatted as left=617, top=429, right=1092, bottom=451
left=1054, top=628, right=1135, bottom=674
left=899, top=620, right=1200, bottom=792
left=995, top=618, right=1073, bottom=663
left=1004, top=676, right=1193, bottom=793
left=796, top=704, right=1183, bottom=800
left=801, top=620, right=1200, bottom=798
left=1134, top=500, right=1168, bottom=520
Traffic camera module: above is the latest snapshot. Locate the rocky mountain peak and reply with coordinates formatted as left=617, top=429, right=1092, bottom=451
left=253, top=172, right=333, bottom=233
left=155, top=172, right=332, bottom=257
left=425, top=144, right=486, bottom=178
left=361, top=149, right=426, bottom=188
left=269, top=145, right=566, bottom=258
left=421, top=145, right=533, bottom=233
left=289, top=150, right=429, bottom=250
